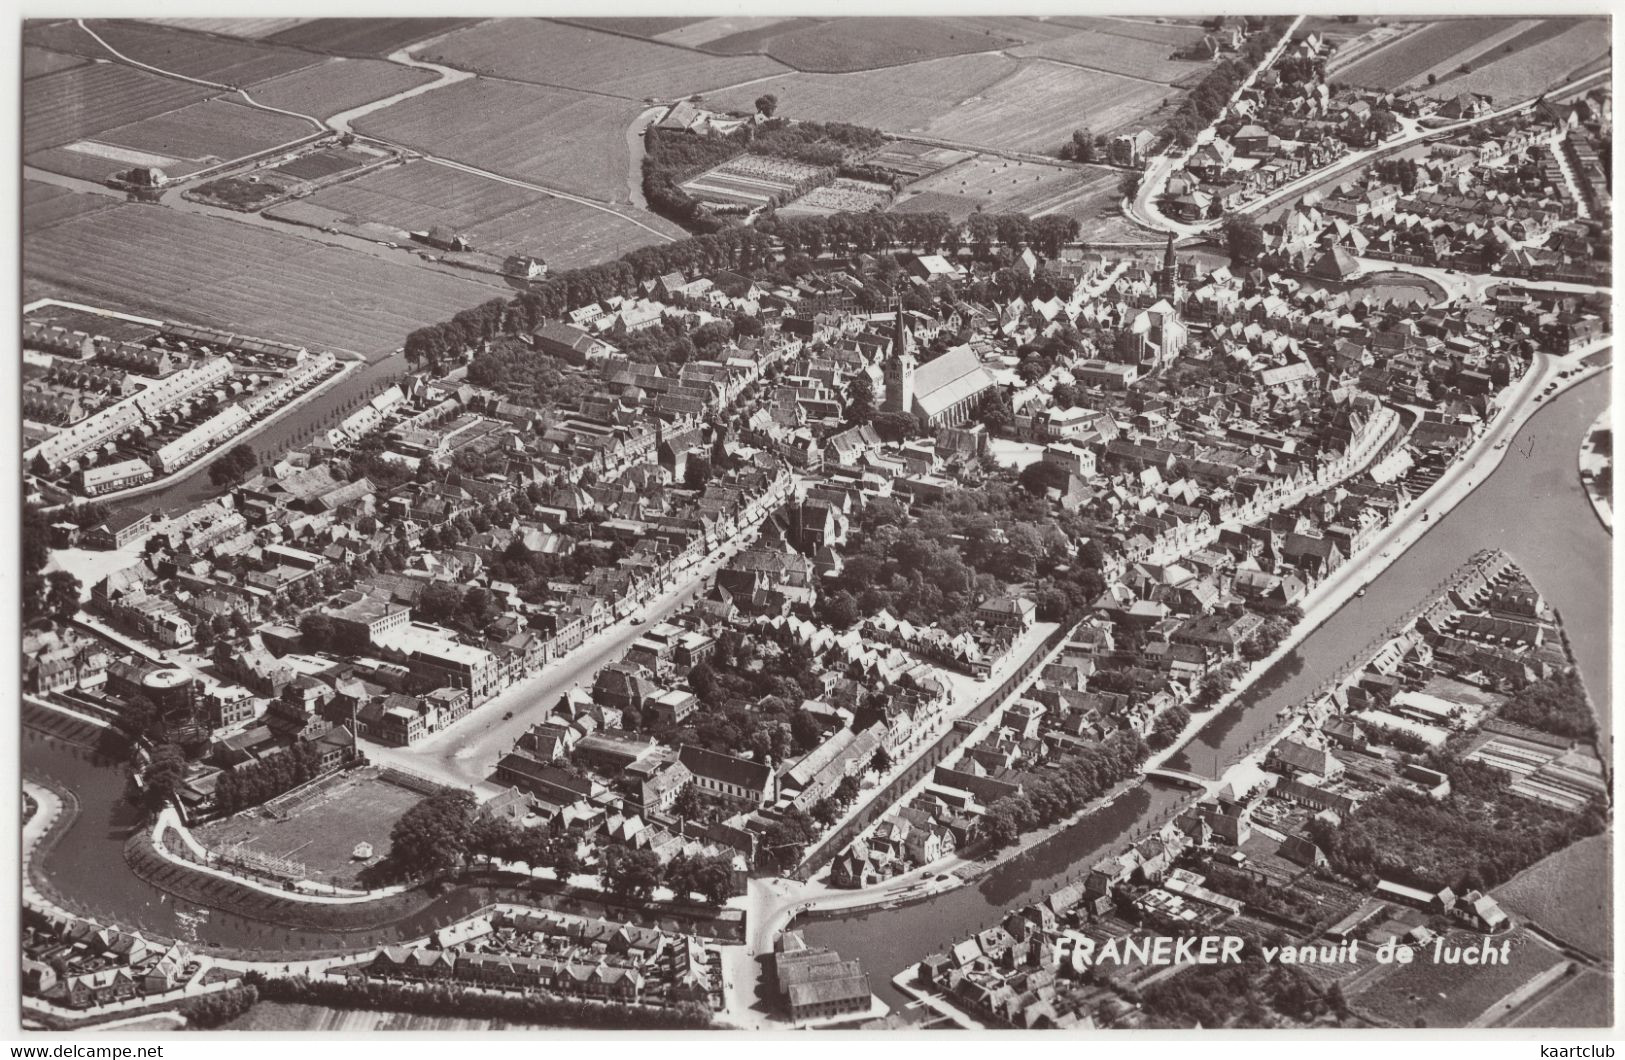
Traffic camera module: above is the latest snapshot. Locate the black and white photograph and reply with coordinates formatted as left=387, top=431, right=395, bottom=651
left=15, top=7, right=1616, bottom=1037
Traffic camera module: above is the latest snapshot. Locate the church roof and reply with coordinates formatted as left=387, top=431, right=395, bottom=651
left=914, top=345, right=996, bottom=419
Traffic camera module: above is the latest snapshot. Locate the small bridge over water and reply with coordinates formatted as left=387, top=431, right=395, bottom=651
left=1142, top=766, right=1228, bottom=794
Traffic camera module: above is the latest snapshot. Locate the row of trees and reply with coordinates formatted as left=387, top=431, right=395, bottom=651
left=212, top=740, right=325, bottom=817
left=1159, top=21, right=1291, bottom=149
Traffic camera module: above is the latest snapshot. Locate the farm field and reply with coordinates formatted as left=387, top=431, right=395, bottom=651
left=29, top=97, right=317, bottom=184
left=1044, top=16, right=1206, bottom=47
left=1507, top=968, right=1613, bottom=1028
left=781, top=178, right=895, bottom=216
left=351, top=78, right=644, bottom=202
left=419, top=19, right=788, bottom=100
left=560, top=16, right=709, bottom=41
left=681, top=155, right=828, bottom=208
left=291, top=161, right=679, bottom=268
left=647, top=16, right=799, bottom=49
left=1013, top=30, right=1211, bottom=83
left=1337, top=18, right=1521, bottom=89
left=697, top=17, right=1078, bottom=72
left=193, top=769, right=421, bottom=889
left=891, top=156, right=1115, bottom=221
left=246, top=57, right=438, bottom=119
left=32, top=20, right=324, bottom=86
left=264, top=18, right=480, bottom=57
left=99, top=98, right=314, bottom=169
left=24, top=201, right=498, bottom=360
left=1424, top=21, right=1611, bottom=105
left=924, top=60, right=1177, bottom=151
left=705, top=53, right=1020, bottom=140
left=23, top=180, right=121, bottom=233
left=1349, top=928, right=1566, bottom=1027
left=144, top=18, right=310, bottom=39
left=24, top=62, right=217, bottom=153
left=1014, top=167, right=1138, bottom=238
left=1494, top=833, right=1611, bottom=960
left=22, top=45, right=85, bottom=80
left=864, top=141, right=974, bottom=181
left=269, top=145, right=376, bottom=182
left=1404, top=19, right=1540, bottom=88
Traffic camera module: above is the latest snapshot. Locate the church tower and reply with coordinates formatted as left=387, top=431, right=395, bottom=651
left=882, top=298, right=916, bottom=414
left=1159, top=234, right=1177, bottom=298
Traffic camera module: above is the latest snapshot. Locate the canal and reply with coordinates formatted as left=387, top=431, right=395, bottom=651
left=24, top=370, right=1611, bottom=1005
left=803, top=367, right=1612, bottom=1006
left=114, top=353, right=409, bottom=517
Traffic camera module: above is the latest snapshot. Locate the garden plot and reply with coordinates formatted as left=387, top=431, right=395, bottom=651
left=681, top=155, right=829, bottom=208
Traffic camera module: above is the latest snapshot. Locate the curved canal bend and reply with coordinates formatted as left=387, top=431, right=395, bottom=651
left=25, top=370, right=1612, bottom=999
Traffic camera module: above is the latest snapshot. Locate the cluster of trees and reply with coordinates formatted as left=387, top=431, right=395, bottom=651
left=180, top=984, right=258, bottom=1029
left=21, top=505, right=79, bottom=623
left=207, top=444, right=259, bottom=488
left=402, top=226, right=777, bottom=371
left=1058, top=127, right=1107, bottom=163
left=1496, top=670, right=1598, bottom=740
left=1239, top=614, right=1294, bottom=662
left=1224, top=213, right=1266, bottom=266
left=1158, top=21, right=1290, bottom=148
left=648, top=630, right=829, bottom=759
left=466, top=337, right=598, bottom=406
left=978, top=731, right=1148, bottom=848
left=1146, top=704, right=1192, bottom=750
left=599, top=844, right=740, bottom=904
left=381, top=787, right=741, bottom=903
left=1138, top=938, right=1339, bottom=1028
left=1309, top=758, right=1606, bottom=893
left=242, top=971, right=712, bottom=1030
left=212, top=740, right=325, bottom=817
left=1199, top=862, right=1322, bottom=926
left=817, top=486, right=1089, bottom=634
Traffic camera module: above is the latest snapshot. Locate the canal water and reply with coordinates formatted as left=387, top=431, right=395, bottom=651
left=26, top=369, right=1612, bottom=1006
left=804, top=367, right=1612, bottom=1005
left=115, top=353, right=409, bottom=517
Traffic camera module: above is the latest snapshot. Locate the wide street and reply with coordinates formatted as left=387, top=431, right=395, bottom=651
left=363, top=499, right=786, bottom=792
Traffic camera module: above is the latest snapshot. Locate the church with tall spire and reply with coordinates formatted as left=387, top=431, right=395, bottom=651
left=1159, top=234, right=1178, bottom=298
left=881, top=298, right=916, bottom=414
left=877, top=299, right=997, bottom=429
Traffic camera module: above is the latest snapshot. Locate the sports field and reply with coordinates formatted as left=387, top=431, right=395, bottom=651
left=246, top=57, right=438, bottom=119
left=193, top=768, right=422, bottom=889
left=293, top=161, right=680, bottom=267
left=420, top=19, right=788, bottom=99
left=891, top=156, right=1116, bottom=221
left=352, top=78, right=644, bottom=202
left=24, top=201, right=499, bottom=360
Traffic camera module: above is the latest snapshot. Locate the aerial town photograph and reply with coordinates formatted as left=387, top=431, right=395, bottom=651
left=16, top=9, right=1614, bottom=1038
